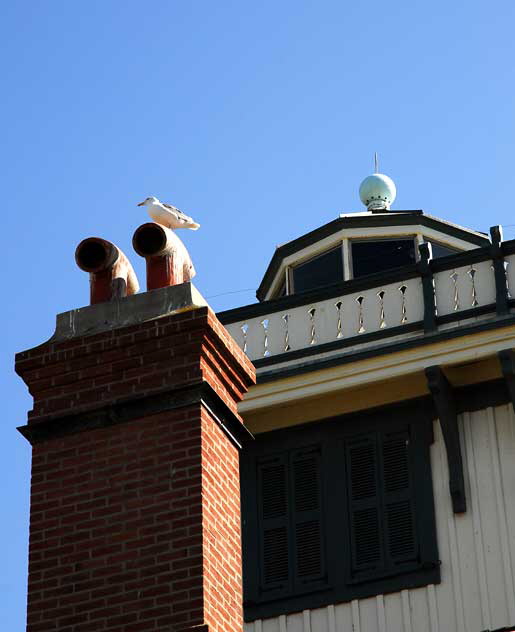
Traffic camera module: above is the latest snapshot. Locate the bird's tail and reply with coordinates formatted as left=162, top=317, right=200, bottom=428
left=188, top=222, right=200, bottom=230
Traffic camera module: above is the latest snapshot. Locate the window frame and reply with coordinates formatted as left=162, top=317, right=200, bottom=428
left=427, top=240, right=461, bottom=259
left=241, top=399, right=440, bottom=622
left=288, top=245, right=344, bottom=295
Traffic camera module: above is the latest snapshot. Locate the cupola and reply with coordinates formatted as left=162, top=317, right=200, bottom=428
left=256, top=169, right=488, bottom=301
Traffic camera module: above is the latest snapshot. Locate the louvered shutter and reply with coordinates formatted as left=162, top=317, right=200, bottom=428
left=382, top=431, right=418, bottom=567
left=346, top=434, right=384, bottom=578
left=257, top=454, right=290, bottom=596
left=291, top=446, right=326, bottom=589
left=347, top=429, right=419, bottom=582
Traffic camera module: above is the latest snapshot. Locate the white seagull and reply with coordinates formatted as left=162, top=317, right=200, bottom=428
left=137, top=196, right=200, bottom=230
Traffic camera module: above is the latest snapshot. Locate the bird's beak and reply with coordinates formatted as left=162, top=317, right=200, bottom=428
left=137, top=201, right=145, bottom=206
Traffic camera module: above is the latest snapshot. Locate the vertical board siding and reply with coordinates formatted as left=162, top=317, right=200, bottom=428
left=326, top=605, right=336, bottom=632
left=450, top=415, right=480, bottom=632
left=494, top=405, right=515, bottom=622
left=487, top=407, right=515, bottom=624
left=376, top=595, right=387, bottom=632
left=359, top=597, right=378, bottom=632
left=426, top=585, right=439, bottom=632
left=351, top=600, right=361, bottom=632
left=401, top=590, right=413, bottom=632
left=471, top=407, right=508, bottom=630
left=462, top=411, right=491, bottom=629
left=244, top=403, right=515, bottom=632
left=408, top=588, right=430, bottom=632
left=383, top=592, right=403, bottom=631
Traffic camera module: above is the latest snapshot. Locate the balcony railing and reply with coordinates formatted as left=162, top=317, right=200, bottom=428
left=219, top=229, right=515, bottom=367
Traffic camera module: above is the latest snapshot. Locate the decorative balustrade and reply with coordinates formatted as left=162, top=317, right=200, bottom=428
left=433, top=258, right=496, bottom=317
left=224, top=275, right=423, bottom=361
left=219, top=235, right=515, bottom=365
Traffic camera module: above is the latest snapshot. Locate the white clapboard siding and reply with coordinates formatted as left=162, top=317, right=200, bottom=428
left=244, top=403, right=515, bottom=632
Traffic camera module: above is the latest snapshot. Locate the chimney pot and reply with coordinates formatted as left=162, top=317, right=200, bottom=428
left=75, top=237, right=139, bottom=304
left=133, top=222, right=196, bottom=291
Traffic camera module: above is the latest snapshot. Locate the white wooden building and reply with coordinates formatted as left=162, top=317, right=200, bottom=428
left=218, top=173, right=515, bottom=632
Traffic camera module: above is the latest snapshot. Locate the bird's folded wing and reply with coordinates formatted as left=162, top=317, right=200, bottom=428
left=163, top=203, right=194, bottom=223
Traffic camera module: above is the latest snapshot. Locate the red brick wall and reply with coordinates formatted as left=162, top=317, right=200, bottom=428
left=17, top=306, right=255, bottom=632
left=200, top=407, right=243, bottom=632
left=16, top=307, right=253, bottom=424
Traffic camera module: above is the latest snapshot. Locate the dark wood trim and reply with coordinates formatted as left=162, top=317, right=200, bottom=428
left=18, top=381, right=254, bottom=449
left=418, top=243, right=436, bottom=332
left=498, top=349, right=515, bottom=414
left=425, top=366, right=466, bottom=514
left=491, top=226, right=509, bottom=316
left=436, top=303, right=495, bottom=326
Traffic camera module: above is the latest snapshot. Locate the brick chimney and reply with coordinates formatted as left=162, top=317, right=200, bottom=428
left=15, top=282, right=255, bottom=632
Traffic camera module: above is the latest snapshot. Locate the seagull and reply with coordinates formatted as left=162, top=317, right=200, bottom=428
left=137, top=196, right=200, bottom=230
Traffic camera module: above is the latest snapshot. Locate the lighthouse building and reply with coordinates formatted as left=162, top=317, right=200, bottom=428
left=220, top=173, right=515, bottom=632
left=15, top=173, right=515, bottom=632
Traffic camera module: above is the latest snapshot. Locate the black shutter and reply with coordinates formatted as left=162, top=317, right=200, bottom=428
left=291, top=446, right=326, bottom=588
left=347, top=429, right=418, bottom=582
left=346, top=434, right=384, bottom=578
left=257, top=454, right=290, bottom=596
left=256, top=446, right=326, bottom=599
left=382, top=431, right=418, bottom=567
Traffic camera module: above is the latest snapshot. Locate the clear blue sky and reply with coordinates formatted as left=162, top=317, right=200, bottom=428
left=2, top=1, right=515, bottom=627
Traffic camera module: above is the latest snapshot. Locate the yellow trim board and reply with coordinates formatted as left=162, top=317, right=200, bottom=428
left=240, top=324, right=512, bottom=431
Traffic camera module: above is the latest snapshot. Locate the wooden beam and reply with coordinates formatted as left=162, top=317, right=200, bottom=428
left=425, top=365, right=467, bottom=514
left=498, top=349, right=515, bottom=413
left=490, top=226, right=509, bottom=316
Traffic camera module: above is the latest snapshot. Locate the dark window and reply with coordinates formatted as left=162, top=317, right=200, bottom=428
left=241, top=402, right=439, bottom=621
left=292, top=248, right=343, bottom=294
left=352, top=239, right=416, bottom=278
left=428, top=241, right=460, bottom=259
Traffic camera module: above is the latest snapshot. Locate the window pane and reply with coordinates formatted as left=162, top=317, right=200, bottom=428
left=292, top=248, right=343, bottom=294
left=428, top=241, right=460, bottom=258
left=352, top=239, right=416, bottom=278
